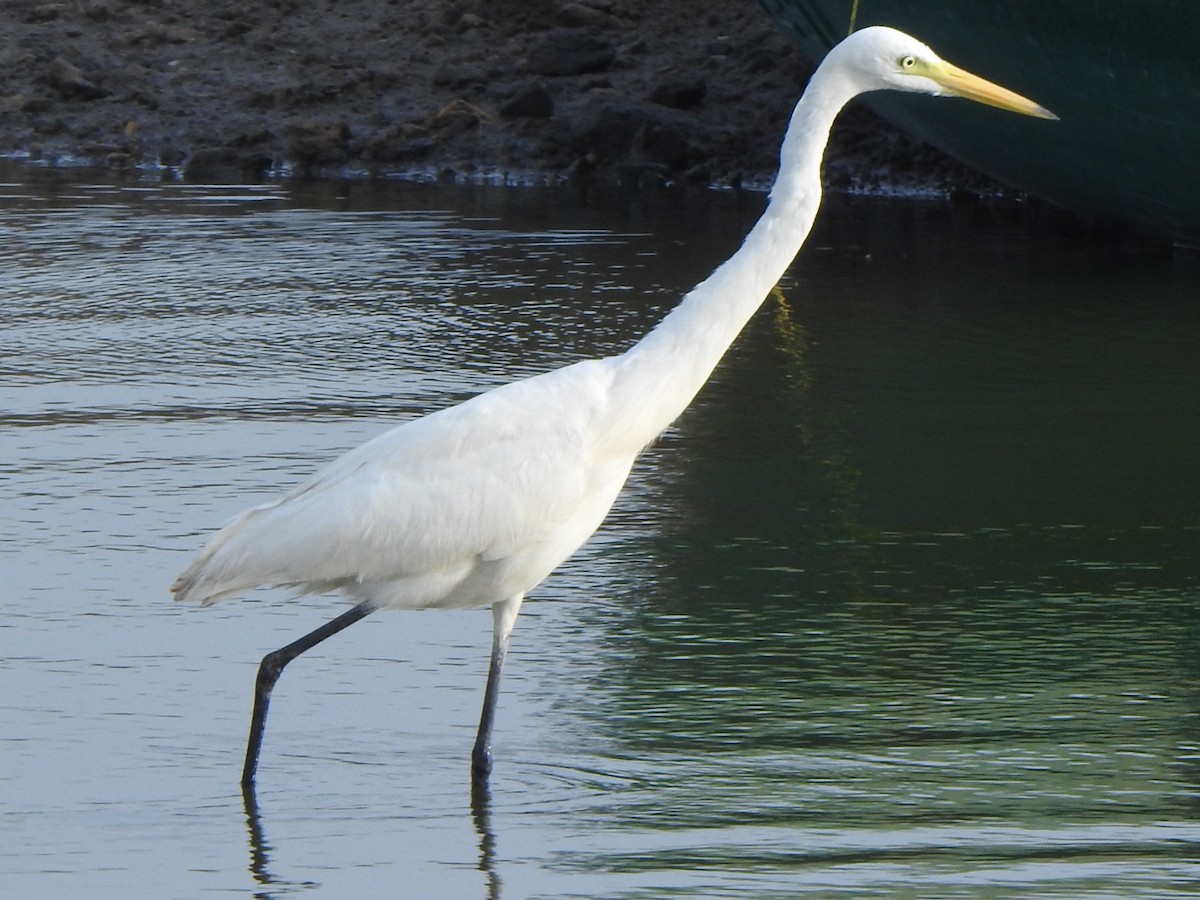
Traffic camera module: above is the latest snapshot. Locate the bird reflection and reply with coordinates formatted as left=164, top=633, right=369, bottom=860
left=240, top=780, right=503, bottom=898
left=771, top=284, right=874, bottom=596
left=242, top=783, right=278, bottom=895
left=772, top=284, right=863, bottom=525
left=471, top=780, right=503, bottom=900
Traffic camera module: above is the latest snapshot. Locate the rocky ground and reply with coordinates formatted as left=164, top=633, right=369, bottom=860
left=0, top=0, right=1005, bottom=193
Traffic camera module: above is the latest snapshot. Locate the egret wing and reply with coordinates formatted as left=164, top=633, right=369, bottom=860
left=173, top=360, right=614, bottom=604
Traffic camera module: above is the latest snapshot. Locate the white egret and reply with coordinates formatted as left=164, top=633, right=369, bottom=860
left=173, top=26, right=1055, bottom=788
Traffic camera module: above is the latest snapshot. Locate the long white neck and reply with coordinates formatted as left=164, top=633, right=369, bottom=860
left=601, top=61, right=861, bottom=454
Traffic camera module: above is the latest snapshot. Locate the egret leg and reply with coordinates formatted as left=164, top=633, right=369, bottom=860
left=471, top=594, right=524, bottom=784
left=241, top=600, right=374, bottom=788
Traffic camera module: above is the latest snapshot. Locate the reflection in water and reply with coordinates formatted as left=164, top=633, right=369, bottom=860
left=241, top=779, right=504, bottom=898
left=543, top=537, right=1200, bottom=891
left=770, top=283, right=874, bottom=597
left=242, top=785, right=274, bottom=891
left=470, top=782, right=502, bottom=900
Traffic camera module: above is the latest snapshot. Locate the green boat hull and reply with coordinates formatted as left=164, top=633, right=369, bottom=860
left=760, top=0, right=1200, bottom=246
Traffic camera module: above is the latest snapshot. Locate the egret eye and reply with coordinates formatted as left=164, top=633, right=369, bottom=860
left=900, top=55, right=917, bottom=70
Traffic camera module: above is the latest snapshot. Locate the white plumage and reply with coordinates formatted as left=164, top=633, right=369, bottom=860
left=175, top=359, right=629, bottom=610
left=173, top=27, right=1054, bottom=789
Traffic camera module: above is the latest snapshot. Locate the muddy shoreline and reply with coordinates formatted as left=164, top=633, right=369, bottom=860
left=2, top=0, right=1010, bottom=195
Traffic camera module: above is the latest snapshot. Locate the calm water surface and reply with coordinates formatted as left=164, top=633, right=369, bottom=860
left=2, top=170, right=1198, bottom=898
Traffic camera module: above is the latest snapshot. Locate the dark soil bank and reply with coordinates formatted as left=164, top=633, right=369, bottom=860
left=1, top=0, right=1001, bottom=192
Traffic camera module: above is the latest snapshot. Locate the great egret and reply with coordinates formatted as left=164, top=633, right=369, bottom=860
left=173, top=26, right=1055, bottom=788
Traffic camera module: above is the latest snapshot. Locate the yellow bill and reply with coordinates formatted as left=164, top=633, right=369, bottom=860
left=914, top=58, right=1058, bottom=120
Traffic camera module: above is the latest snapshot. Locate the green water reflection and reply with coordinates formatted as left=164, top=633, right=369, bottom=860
left=525, top=200, right=1200, bottom=895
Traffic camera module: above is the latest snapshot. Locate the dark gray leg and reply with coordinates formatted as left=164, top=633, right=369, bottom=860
left=471, top=595, right=524, bottom=784
left=241, top=601, right=374, bottom=788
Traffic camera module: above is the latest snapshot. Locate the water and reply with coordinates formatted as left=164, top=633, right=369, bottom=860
left=2, top=169, right=1198, bottom=898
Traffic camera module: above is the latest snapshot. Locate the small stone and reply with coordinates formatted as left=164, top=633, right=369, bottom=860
left=556, top=2, right=610, bottom=28
left=650, top=76, right=707, bottom=110
left=159, top=146, right=186, bottom=168
left=570, top=98, right=698, bottom=169
left=432, top=64, right=488, bottom=90
left=222, top=21, right=253, bottom=40
left=126, top=24, right=202, bottom=47
left=20, top=95, right=54, bottom=114
left=500, top=82, right=553, bottom=119
left=46, top=56, right=109, bottom=101
left=25, top=3, right=65, bottom=24
left=82, top=1, right=112, bottom=22
left=526, top=29, right=616, bottom=76
left=285, top=120, right=351, bottom=164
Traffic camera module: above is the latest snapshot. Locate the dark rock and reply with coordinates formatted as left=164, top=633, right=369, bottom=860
left=246, top=88, right=277, bottom=110
left=20, top=95, right=53, bottom=114
left=158, top=146, right=186, bottom=168
left=432, top=63, right=488, bottom=89
left=82, top=1, right=112, bottom=22
left=634, top=123, right=692, bottom=169
left=526, top=29, right=616, bottom=76
left=222, top=21, right=253, bottom=40
left=555, top=2, right=611, bottom=28
left=129, top=89, right=159, bottom=111
left=500, top=82, right=553, bottom=119
left=127, top=24, right=201, bottom=47
left=46, top=56, right=108, bottom=101
left=24, top=3, right=64, bottom=24
left=364, top=125, right=437, bottom=165
left=285, top=120, right=351, bottom=164
left=649, top=75, right=706, bottom=110
left=431, top=99, right=493, bottom=137
left=739, top=45, right=779, bottom=76
left=570, top=98, right=700, bottom=169
left=231, top=129, right=273, bottom=148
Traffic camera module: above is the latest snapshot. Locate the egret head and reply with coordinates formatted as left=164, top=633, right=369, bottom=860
left=834, top=26, right=1057, bottom=119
